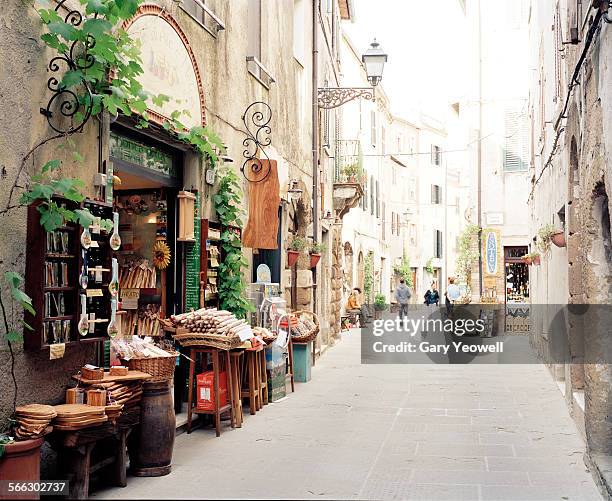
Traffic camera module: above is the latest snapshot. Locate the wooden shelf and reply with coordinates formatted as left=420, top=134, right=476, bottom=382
left=44, top=315, right=73, bottom=321
left=44, top=286, right=76, bottom=292
left=46, top=253, right=76, bottom=259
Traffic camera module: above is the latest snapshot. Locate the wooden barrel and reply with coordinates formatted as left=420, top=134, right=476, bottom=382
left=130, top=379, right=175, bottom=477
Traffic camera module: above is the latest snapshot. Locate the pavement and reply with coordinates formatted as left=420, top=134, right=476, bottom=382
left=93, top=329, right=602, bottom=500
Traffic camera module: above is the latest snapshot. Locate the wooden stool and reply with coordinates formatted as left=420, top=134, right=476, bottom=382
left=229, top=351, right=243, bottom=427
left=259, top=347, right=269, bottom=405
left=187, top=347, right=235, bottom=437
left=241, top=345, right=263, bottom=414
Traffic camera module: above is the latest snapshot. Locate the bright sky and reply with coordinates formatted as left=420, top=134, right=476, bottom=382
left=344, top=0, right=468, bottom=120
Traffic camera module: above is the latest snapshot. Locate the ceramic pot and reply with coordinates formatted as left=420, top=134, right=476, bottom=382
left=287, top=250, right=300, bottom=267
left=309, top=253, right=321, bottom=268
left=551, top=231, right=566, bottom=248
left=0, top=438, right=43, bottom=500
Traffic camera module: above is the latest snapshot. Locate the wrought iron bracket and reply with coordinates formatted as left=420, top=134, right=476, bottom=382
left=318, top=87, right=375, bottom=109
left=40, top=0, right=96, bottom=135
left=241, top=101, right=272, bottom=183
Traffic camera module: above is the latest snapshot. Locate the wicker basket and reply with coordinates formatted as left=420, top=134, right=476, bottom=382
left=290, top=310, right=320, bottom=343
left=124, top=352, right=178, bottom=381
left=172, top=332, right=242, bottom=351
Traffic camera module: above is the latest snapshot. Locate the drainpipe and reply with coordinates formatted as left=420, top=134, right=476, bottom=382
left=312, top=0, right=319, bottom=315
left=477, top=0, right=484, bottom=298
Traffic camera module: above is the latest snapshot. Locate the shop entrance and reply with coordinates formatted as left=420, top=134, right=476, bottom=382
left=504, top=246, right=530, bottom=333
left=109, top=127, right=183, bottom=339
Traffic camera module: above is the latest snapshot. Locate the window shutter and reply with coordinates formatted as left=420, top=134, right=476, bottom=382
left=504, top=107, right=528, bottom=171
left=376, top=180, right=380, bottom=218
left=371, top=111, right=377, bottom=146
left=370, top=176, right=375, bottom=215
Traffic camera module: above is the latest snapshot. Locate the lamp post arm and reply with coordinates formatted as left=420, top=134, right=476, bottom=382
left=317, top=87, right=376, bottom=109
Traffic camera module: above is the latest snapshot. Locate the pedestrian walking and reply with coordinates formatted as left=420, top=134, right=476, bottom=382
left=395, top=279, right=411, bottom=318
left=445, top=277, right=461, bottom=316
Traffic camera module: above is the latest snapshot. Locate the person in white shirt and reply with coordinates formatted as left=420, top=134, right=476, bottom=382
left=445, top=277, right=461, bottom=315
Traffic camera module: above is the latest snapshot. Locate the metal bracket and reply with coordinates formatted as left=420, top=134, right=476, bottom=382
left=317, top=87, right=375, bottom=109
left=241, top=102, right=272, bottom=183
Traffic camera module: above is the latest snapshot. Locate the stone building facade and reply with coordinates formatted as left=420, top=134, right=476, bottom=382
left=0, top=0, right=358, bottom=444
left=528, top=0, right=612, bottom=494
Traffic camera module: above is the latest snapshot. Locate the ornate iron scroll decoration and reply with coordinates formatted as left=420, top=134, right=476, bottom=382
left=317, top=87, right=375, bottom=110
left=40, top=0, right=96, bottom=134
left=241, top=101, right=272, bottom=183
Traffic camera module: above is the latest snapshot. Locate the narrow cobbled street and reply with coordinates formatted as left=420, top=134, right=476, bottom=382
left=94, top=330, right=600, bottom=501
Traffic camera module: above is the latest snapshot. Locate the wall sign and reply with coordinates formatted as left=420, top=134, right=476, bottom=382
left=110, top=133, right=176, bottom=179
left=184, top=192, right=201, bottom=310
left=123, top=5, right=206, bottom=129
left=483, top=228, right=502, bottom=277
left=486, top=212, right=504, bottom=225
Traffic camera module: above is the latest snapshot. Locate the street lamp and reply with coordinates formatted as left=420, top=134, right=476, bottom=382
left=318, top=39, right=388, bottom=109
left=362, top=39, right=388, bottom=87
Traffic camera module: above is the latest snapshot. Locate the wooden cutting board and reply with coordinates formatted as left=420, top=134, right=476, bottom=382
left=53, top=415, right=108, bottom=431
left=242, top=159, right=280, bottom=249
left=53, top=404, right=105, bottom=417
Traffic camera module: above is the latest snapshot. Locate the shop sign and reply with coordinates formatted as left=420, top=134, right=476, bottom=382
left=486, top=212, right=504, bottom=225
left=121, top=289, right=140, bottom=310
left=110, top=133, right=176, bottom=179
left=483, top=229, right=502, bottom=277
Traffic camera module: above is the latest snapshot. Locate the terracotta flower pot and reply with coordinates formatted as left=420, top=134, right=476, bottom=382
left=287, top=250, right=300, bottom=267
left=0, top=438, right=43, bottom=500
left=551, top=231, right=566, bottom=248
left=309, top=253, right=321, bottom=268
left=532, top=255, right=541, bottom=265
left=523, top=256, right=533, bottom=265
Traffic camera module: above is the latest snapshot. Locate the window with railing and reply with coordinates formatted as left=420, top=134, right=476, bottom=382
left=180, top=0, right=225, bottom=38
left=336, top=139, right=363, bottom=183
left=247, top=0, right=275, bottom=87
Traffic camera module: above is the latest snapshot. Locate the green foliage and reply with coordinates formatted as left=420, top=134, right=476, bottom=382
left=455, top=224, right=480, bottom=288
left=393, top=253, right=413, bottom=287
left=38, top=0, right=223, bottom=166
left=288, top=237, right=308, bottom=252
left=213, top=169, right=254, bottom=319
left=537, top=223, right=558, bottom=254
left=425, top=258, right=435, bottom=275
left=0, top=434, right=14, bottom=458
left=364, top=251, right=374, bottom=303
left=342, top=162, right=364, bottom=181
left=374, top=293, right=387, bottom=311
left=3, top=273, right=33, bottom=345
left=309, top=241, right=326, bottom=254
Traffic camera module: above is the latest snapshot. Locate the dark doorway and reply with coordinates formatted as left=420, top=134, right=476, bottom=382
left=252, top=206, right=282, bottom=283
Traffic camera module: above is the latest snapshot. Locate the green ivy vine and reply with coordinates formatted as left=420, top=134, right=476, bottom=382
left=393, top=252, right=413, bottom=287
left=213, top=169, right=254, bottom=320
left=364, top=251, right=374, bottom=304
left=455, top=224, right=480, bottom=288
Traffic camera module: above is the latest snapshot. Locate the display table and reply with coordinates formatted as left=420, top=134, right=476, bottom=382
left=46, top=410, right=139, bottom=499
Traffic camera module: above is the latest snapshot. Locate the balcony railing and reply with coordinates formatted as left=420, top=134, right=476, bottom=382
left=335, top=139, right=364, bottom=184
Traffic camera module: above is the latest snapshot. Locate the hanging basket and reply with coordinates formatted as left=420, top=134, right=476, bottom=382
left=309, top=253, right=321, bottom=268
left=287, top=250, right=300, bottom=267
left=290, top=310, right=320, bottom=344
left=551, top=231, right=566, bottom=248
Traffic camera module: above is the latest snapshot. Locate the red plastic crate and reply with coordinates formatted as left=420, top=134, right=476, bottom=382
left=196, top=371, right=228, bottom=411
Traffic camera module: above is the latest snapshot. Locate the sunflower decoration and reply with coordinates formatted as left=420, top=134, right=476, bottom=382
left=152, top=241, right=171, bottom=270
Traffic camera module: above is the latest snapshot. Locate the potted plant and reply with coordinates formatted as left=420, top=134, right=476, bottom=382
left=309, top=242, right=326, bottom=268
left=0, top=434, right=44, bottom=488
left=523, top=251, right=541, bottom=266
left=551, top=230, right=566, bottom=248
left=342, top=162, right=363, bottom=183
left=373, top=293, right=387, bottom=320
left=287, top=237, right=307, bottom=267
left=537, top=223, right=565, bottom=252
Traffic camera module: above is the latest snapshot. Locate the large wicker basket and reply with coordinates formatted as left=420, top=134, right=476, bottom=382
left=124, top=352, right=178, bottom=381
left=290, top=310, right=320, bottom=343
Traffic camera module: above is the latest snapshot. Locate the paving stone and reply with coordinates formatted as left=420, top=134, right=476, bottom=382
left=91, top=329, right=601, bottom=500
